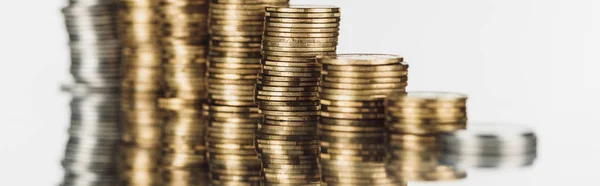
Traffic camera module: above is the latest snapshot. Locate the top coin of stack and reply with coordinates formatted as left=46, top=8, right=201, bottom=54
left=206, top=0, right=289, bottom=185
left=62, top=0, right=121, bottom=88
left=255, top=5, right=340, bottom=186
left=385, top=91, right=468, bottom=181
left=438, top=123, right=538, bottom=169
left=317, top=54, right=408, bottom=186
left=117, top=0, right=163, bottom=93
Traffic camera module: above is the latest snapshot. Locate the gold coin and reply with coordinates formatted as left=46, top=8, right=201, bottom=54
left=259, top=105, right=320, bottom=112
left=265, top=31, right=339, bottom=38
left=258, top=101, right=319, bottom=107
left=322, top=63, right=408, bottom=72
left=323, top=76, right=408, bottom=84
left=320, top=118, right=383, bottom=127
left=320, top=88, right=404, bottom=96
left=261, top=60, right=321, bottom=67
left=320, top=99, right=384, bottom=107
left=263, top=51, right=336, bottom=57
left=266, top=22, right=340, bottom=28
left=209, top=56, right=261, bottom=63
left=258, top=75, right=320, bottom=82
left=262, top=115, right=319, bottom=122
left=321, top=82, right=408, bottom=90
left=210, top=51, right=263, bottom=58
left=263, top=56, right=319, bottom=63
left=319, top=125, right=384, bottom=133
left=260, top=70, right=321, bottom=78
left=208, top=19, right=264, bottom=26
left=318, top=54, right=404, bottom=65
left=210, top=40, right=262, bottom=48
left=262, top=65, right=321, bottom=72
left=210, top=35, right=262, bottom=42
left=322, top=71, right=409, bottom=78
left=256, top=132, right=317, bottom=141
left=256, top=80, right=319, bottom=87
left=263, top=41, right=338, bottom=48
left=265, top=5, right=340, bottom=13
left=258, top=110, right=320, bottom=116
left=263, top=46, right=337, bottom=52
left=256, top=95, right=319, bottom=102
left=209, top=67, right=260, bottom=74
left=211, top=0, right=289, bottom=4
left=257, top=90, right=319, bottom=97
left=255, top=84, right=319, bottom=92
left=321, top=111, right=385, bottom=120
left=266, top=17, right=340, bottom=23
left=209, top=62, right=262, bottom=69
left=265, top=27, right=340, bottom=33
left=387, top=91, right=468, bottom=104
left=266, top=12, right=341, bottom=18
left=263, top=36, right=338, bottom=44
left=321, top=105, right=385, bottom=113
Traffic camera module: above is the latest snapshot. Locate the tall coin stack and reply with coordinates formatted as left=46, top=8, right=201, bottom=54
left=205, top=0, right=289, bottom=185
left=61, top=0, right=121, bottom=184
left=61, top=86, right=121, bottom=186
left=255, top=5, right=340, bottom=185
left=317, top=54, right=408, bottom=186
left=159, top=98, right=210, bottom=185
left=116, top=0, right=163, bottom=185
left=156, top=0, right=211, bottom=185
left=385, top=92, right=468, bottom=181
left=63, top=0, right=121, bottom=88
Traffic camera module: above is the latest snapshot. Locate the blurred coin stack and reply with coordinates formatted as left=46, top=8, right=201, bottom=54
left=205, top=0, right=289, bottom=185
left=158, top=98, right=210, bottom=185
left=61, top=0, right=122, bottom=184
left=438, top=124, right=538, bottom=169
left=116, top=0, right=163, bottom=185
left=254, top=5, right=340, bottom=185
left=61, top=86, right=121, bottom=186
left=63, top=0, right=121, bottom=88
left=385, top=92, right=468, bottom=181
left=317, top=54, right=408, bottom=186
left=156, top=0, right=211, bottom=185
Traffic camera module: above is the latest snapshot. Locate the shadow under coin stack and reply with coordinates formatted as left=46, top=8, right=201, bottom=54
left=117, top=0, right=163, bottom=185
left=317, top=54, right=408, bottom=186
left=158, top=98, right=210, bottom=185
left=385, top=92, right=468, bottom=181
left=255, top=5, right=340, bottom=186
left=61, top=86, right=121, bottom=186
left=205, top=0, right=289, bottom=185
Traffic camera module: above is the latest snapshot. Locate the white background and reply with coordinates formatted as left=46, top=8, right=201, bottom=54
left=0, top=0, right=598, bottom=185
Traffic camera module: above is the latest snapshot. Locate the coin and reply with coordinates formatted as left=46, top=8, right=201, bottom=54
left=265, top=12, right=341, bottom=18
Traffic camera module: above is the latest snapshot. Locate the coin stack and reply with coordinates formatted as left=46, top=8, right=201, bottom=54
left=254, top=5, right=340, bottom=185
left=316, top=54, right=408, bottom=186
left=116, top=0, right=163, bottom=185
left=438, top=123, right=538, bottom=169
left=158, top=98, right=210, bottom=185
left=205, top=0, right=288, bottom=185
left=385, top=91, right=468, bottom=181
left=60, top=86, right=121, bottom=186
left=62, top=0, right=121, bottom=88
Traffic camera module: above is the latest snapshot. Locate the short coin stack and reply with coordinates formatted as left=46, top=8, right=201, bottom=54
left=62, top=0, right=121, bottom=88
left=317, top=54, right=408, bottom=186
left=438, top=123, right=538, bottom=169
left=385, top=92, right=468, bottom=181
left=116, top=0, right=163, bottom=185
left=159, top=98, right=210, bottom=185
left=60, top=85, right=120, bottom=186
left=206, top=0, right=289, bottom=185
left=254, top=5, right=340, bottom=185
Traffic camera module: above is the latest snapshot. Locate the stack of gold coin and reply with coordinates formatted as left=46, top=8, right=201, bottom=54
left=119, top=93, right=164, bottom=186
left=254, top=5, right=340, bottom=185
left=60, top=85, right=121, bottom=186
left=62, top=0, right=121, bottom=88
left=158, top=98, right=210, bottom=185
left=158, top=0, right=210, bottom=100
left=205, top=0, right=288, bottom=185
left=385, top=91, right=468, bottom=181
left=117, top=0, right=162, bottom=93
left=116, top=0, right=163, bottom=185
left=317, top=54, right=408, bottom=186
